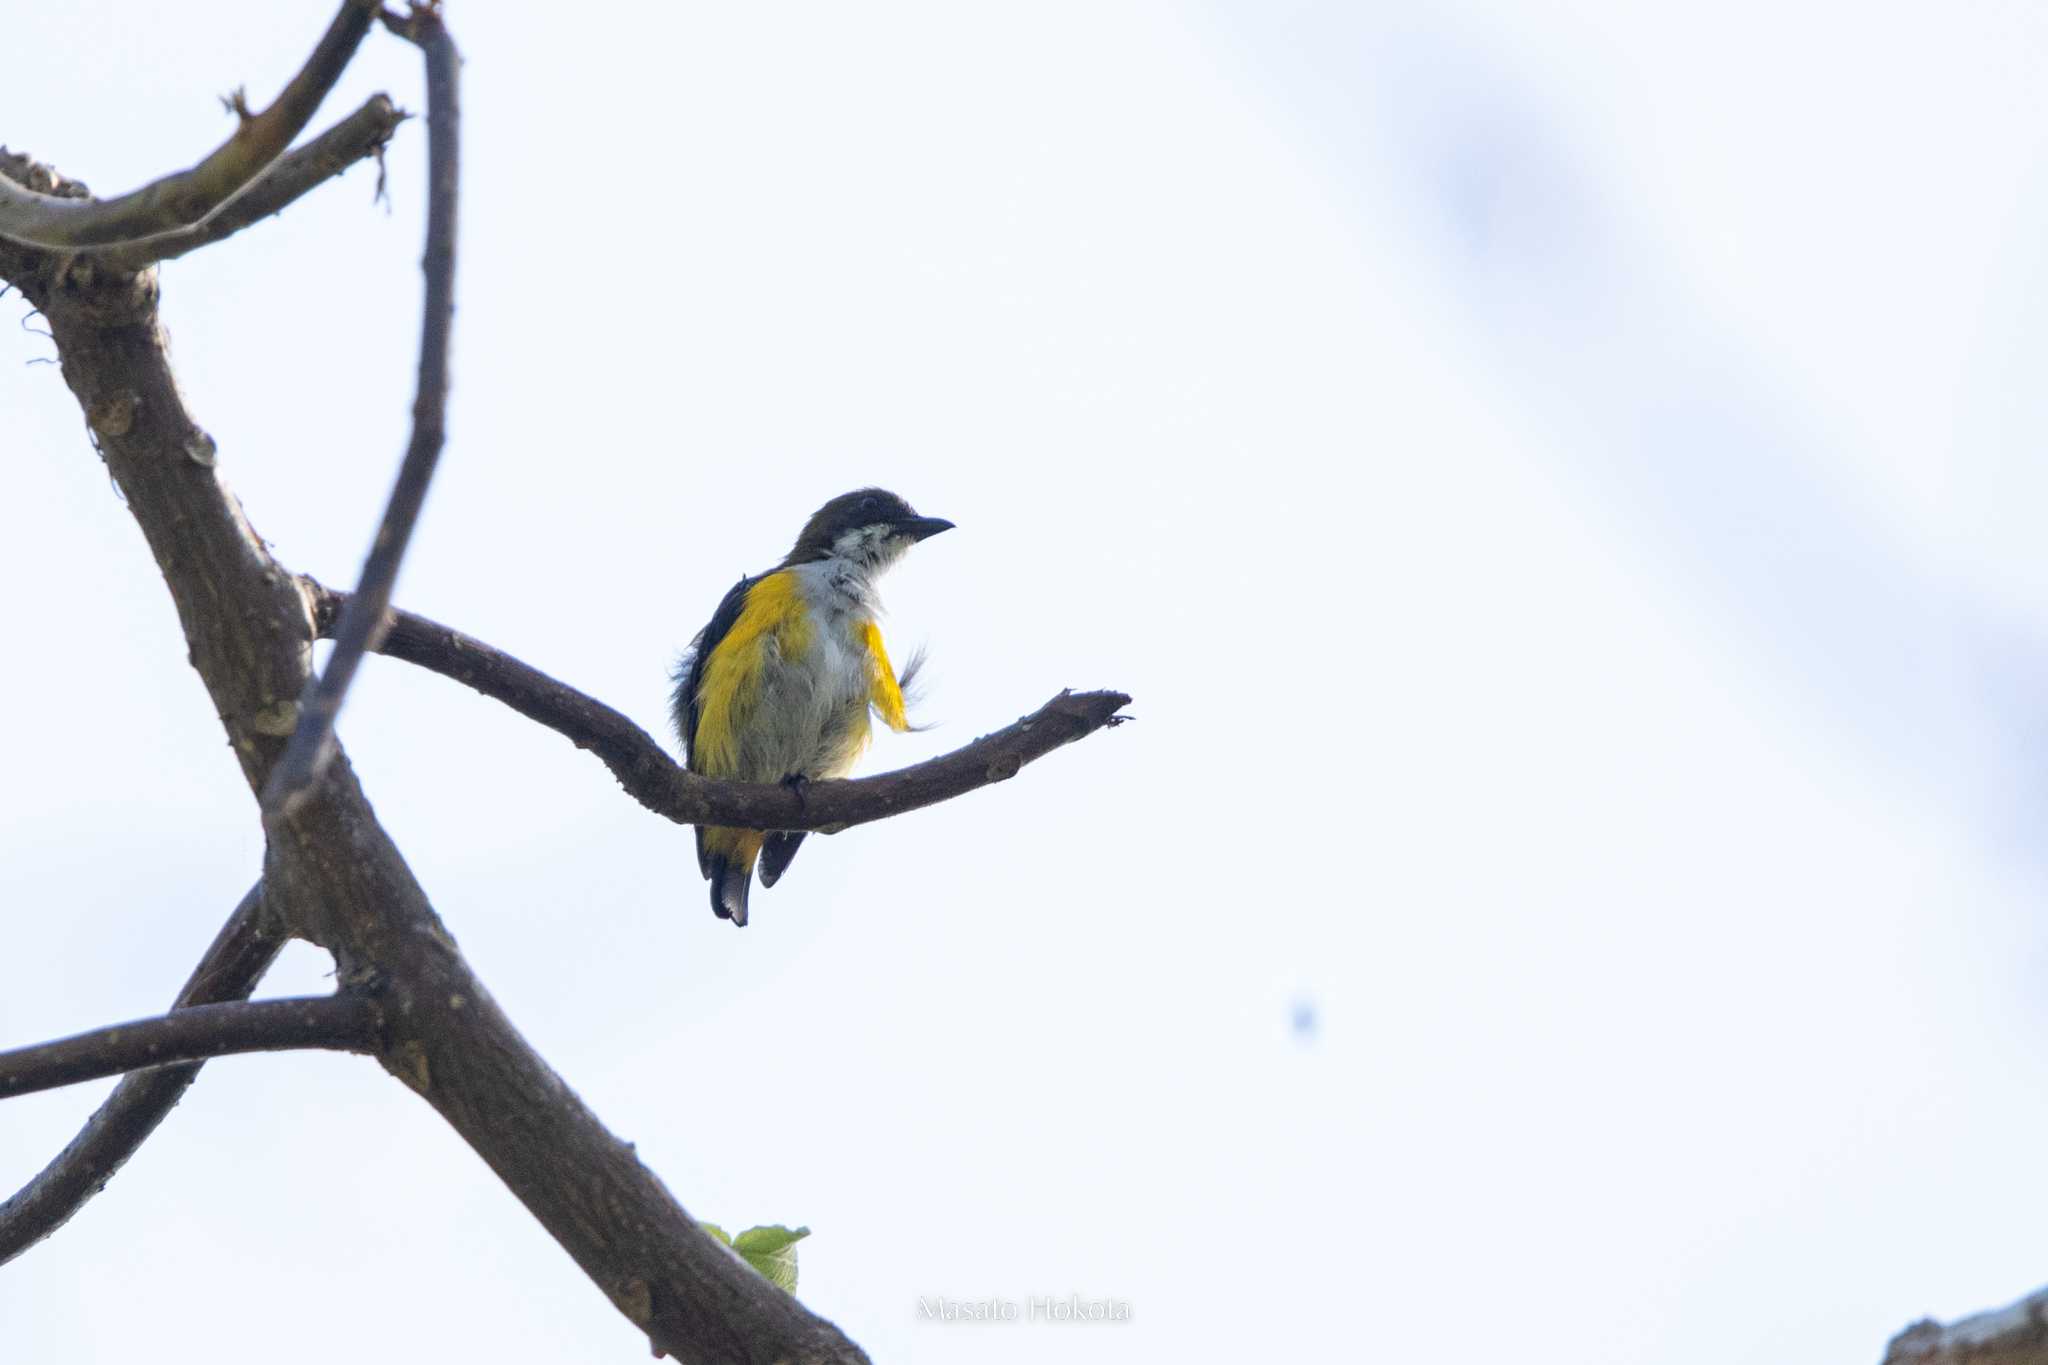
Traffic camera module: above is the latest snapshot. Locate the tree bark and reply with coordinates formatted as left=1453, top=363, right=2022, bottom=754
left=1886, top=1287, right=2048, bottom=1365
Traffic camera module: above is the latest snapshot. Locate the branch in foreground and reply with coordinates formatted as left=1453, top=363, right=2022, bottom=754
left=1886, top=1284, right=2048, bottom=1365
left=102, top=94, right=406, bottom=270
left=0, top=996, right=380, bottom=1100
left=267, top=777, right=872, bottom=1364
left=262, top=4, right=460, bottom=819
left=0, top=883, right=283, bottom=1265
left=18, top=141, right=869, bottom=1357
left=0, top=0, right=376, bottom=250
left=306, top=580, right=1133, bottom=833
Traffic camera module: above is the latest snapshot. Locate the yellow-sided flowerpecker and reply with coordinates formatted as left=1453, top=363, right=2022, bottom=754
left=671, top=488, right=954, bottom=926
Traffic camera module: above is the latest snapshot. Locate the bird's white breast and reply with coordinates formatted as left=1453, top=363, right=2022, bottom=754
left=750, top=556, right=879, bottom=779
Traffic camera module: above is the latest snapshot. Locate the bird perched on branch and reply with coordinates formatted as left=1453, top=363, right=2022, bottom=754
left=672, top=488, right=954, bottom=925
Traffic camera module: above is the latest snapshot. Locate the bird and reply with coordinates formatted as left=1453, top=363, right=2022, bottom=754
left=671, top=488, right=954, bottom=925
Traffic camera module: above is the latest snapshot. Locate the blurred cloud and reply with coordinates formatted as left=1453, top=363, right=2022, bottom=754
left=1217, top=1, right=2048, bottom=869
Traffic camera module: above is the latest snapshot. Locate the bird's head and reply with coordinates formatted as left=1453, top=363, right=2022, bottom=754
left=785, top=488, right=954, bottom=572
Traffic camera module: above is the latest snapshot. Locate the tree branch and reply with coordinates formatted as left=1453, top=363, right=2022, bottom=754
left=0, top=3, right=1107, bottom=1351
left=1886, top=1284, right=2048, bottom=1364
left=305, top=579, right=1133, bottom=834
left=1, top=10, right=867, bottom=1356
left=0, top=996, right=380, bottom=1100
left=0, top=0, right=377, bottom=250
left=262, top=4, right=459, bottom=819
left=265, top=783, right=873, bottom=1364
left=0, top=883, right=283, bottom=1265
left=101, top=94, right=407, bottom=270
left=8, top=194, right=872, bottom=1359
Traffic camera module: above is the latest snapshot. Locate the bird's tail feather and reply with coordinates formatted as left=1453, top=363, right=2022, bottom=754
left=700, top=827, right=763, bottom=926
left=708, top=859, right=751, bottom=925
left=759, top=830, right=807, bottom=887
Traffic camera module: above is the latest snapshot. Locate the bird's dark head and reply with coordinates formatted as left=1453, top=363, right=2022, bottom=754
left=785, top=488, right=954, bottom=570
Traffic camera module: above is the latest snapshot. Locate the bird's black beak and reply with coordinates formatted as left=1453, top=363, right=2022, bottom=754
left=900, top=515, right=955, bottom=542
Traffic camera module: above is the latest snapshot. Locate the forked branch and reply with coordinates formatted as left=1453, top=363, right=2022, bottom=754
left=105, top=94, right=407, bottom=269
left=0, top=0, right=378, bottom=250
left=0, top=883, right=283, bottom=1265
left=0, top=3, right=1124, bottom=1359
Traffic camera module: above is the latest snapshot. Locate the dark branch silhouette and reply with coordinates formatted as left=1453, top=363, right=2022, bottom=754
left=306, top=579, right=1132, bottom=834
left=263, top=7, right=460, bottom=818
left=0, top=0, right=377, bottom=250
left=0, top=996, right=380, bottom=1099
left=0, top=883, right=282, bottom=1265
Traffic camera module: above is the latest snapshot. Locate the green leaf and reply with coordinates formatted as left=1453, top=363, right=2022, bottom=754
left=697, top=1221, right=732, bottom=1248
left=731, top=1224, right=810, bottom=1293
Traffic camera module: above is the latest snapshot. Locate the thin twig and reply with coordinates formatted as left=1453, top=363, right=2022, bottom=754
left=262, top=5, right=460, bottom=819
left=0, top=883, right=283, bottom=1265
left=101, top=94, right=407, bottom=270
left=0, top=0, right=377, bottom=249
left=305, top=579, right=1133, bottom=834
left=0, top=996, right=380, bottom=1099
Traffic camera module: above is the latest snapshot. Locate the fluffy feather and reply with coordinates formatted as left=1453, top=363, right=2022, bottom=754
left=670, top=489, right=950, bottom=924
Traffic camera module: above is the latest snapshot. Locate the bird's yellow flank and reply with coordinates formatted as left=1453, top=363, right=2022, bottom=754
left=690, top=569, right=809, bottom=780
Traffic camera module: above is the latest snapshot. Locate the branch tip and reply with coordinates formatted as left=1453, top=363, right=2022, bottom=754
left=0, top=0, right=377, bottom=252
left=109, top=93, right=409, bottom=269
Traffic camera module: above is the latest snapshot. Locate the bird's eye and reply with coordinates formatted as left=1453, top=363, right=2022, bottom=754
left=860, top=495, right=879, bottom=516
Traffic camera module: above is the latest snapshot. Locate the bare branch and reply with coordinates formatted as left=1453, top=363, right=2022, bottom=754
left=305, top=579, right=1133, bottom=834
left=262, top=4, right=460, bottom=819
left=0, top=1, right=377, bottom=249
left=3, top=8, right=1059, bottom=1353
left=263, top=780, right=872, bottom=1364
left=1886, top=1284, right=2048, bottom=1364
left=13, top=165, right=870, bottom=1358
left=102, top=94, right=407, bottom=270
left=0, top=996, right=380, bottom=1100
left=0, top=883, right=283, bottom=1265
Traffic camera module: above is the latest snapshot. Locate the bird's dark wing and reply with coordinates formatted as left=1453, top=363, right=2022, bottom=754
left=672, top=573, right=756, bottom=769
left=758, top=831, right=807, bottom=887
left=672, top=574, right=756, bottom=882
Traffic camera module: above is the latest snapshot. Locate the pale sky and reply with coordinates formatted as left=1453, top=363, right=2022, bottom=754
left=6, top=3, right=2048, bottom=1362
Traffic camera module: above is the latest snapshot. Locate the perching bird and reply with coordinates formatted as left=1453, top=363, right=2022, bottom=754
left=672, top=488, right=954, bottom=925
